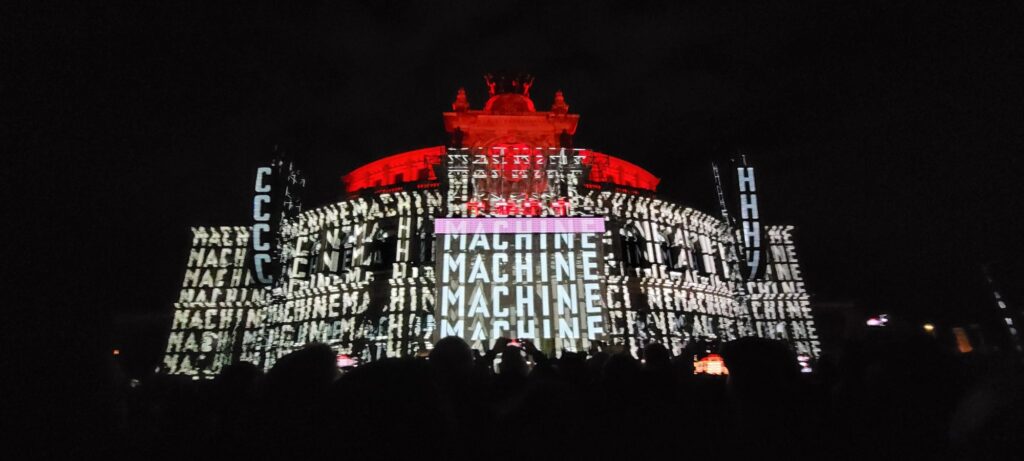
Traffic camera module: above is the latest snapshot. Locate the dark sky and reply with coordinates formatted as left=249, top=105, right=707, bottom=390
left=13, top=1, right=1024, bottom=370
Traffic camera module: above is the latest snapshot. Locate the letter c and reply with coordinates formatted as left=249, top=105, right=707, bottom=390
left=255, top=167, right=272, bottom=192
left=254, top=254, right=273, bottom=284
left=253, top=196, right=270, bottom=221
left=253, top=223, right=270, bottom=251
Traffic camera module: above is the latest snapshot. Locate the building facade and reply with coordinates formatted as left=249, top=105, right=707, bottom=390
left=162, top=77, right=820, bottom=378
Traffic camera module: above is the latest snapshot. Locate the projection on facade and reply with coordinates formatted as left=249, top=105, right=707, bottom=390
left=161, top=76, right=820, bottom=377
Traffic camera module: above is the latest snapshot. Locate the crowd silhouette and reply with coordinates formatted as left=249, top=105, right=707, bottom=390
left=104, top=332, right=1022, bottom=461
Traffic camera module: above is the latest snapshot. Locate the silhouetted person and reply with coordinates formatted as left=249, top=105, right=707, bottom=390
left=556, top=351, right=589, bottom=389
left=428, top=336, right=494, bottom=457
left=430, top=335, right=475, bottom=381
left=642, top=343, right=671, bottom=371
left=499, top=344, right=528, bottom=377
left=588, top=350, right=610, bottom=377
left=208, top=362, right=263, bottom=454
left=640, top=343, right=673, bottom=404
left=265, top=343, right=339, bottom=404
left=950, top=363, right=1024, bottom=461
left=670, top=352, right=696, bottom=381
left=721, top=337, right=810, bottom=458
left=329, top=357, right=444, bottom=459
left=262, top=343, right=340, bottom=456
left=491, top=342, right=529, bottom=408
left=828, top=331, right=967, bottom=461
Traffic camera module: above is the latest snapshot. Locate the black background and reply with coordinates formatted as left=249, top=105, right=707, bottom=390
left=9, top=0, right=1024, bottom=378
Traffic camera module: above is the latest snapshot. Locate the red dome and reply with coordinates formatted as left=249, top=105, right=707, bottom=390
left=483, top=94, right=536, bottom=113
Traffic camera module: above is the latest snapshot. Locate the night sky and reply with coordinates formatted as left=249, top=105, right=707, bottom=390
left=13, top=1, right=1024, bottom=372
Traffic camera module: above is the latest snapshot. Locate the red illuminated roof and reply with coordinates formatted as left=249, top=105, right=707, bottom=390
left=582, top=150, right=660, bottom=191
left=342, top=146, right=444, bottom=193
left=342, top=146, right=659, bottom=194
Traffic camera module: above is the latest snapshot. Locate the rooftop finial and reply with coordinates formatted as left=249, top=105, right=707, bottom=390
left=452, top=87, right=470, bottom=111
left=551, top=90, right=569, bottom=114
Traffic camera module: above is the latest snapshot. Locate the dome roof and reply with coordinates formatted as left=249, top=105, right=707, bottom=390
left=483, top=94, right=536, bottom=113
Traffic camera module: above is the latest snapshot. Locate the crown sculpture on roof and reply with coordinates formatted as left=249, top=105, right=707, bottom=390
left=484, top=72, right=535, bottom=97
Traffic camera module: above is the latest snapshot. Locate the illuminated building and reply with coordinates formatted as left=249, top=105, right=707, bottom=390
left=162, top=75, right=821, bottom=377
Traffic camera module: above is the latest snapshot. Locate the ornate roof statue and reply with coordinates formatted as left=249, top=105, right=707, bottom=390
left=551, top=90, right=569, bottom=114
left=483, top=72, right=535, bottom=96
left=451, top=87, right=470, bottom=112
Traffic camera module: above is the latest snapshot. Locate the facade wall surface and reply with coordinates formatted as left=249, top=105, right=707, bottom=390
left=163, top=191, right=819, bottom=377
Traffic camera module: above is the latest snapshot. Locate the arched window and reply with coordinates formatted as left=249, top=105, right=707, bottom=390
left=657, top=231, right=674, bottom=268
left=415, top=219, right=434, bottom=264
left=620, top=223, right=647, bottom=268
left=687, top=234, right=707, bottom=275
left=341, top=231, right=356, bottom=272
left=368, top=222, right=397, bottom=270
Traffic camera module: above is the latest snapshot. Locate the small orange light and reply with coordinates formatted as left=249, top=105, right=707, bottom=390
left=953, top=328, right=973, bottom=353
left=923, top=323, right=935, bottom=333
left=112, top=349, right=120, bottom=356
